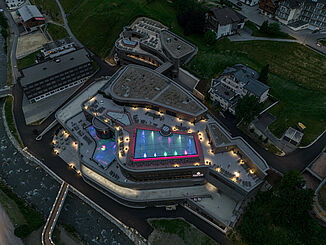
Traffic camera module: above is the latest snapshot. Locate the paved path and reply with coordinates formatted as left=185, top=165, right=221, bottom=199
left=55, top=0, right=83, bottom=49
left=0, top=0, right=20, bottom=82
left=229, top=29, right=299, bottom=42
left=42, top=182, right=69, bottom=245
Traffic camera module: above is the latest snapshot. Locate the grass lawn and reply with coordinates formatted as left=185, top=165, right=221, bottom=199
left=47, top=23, right=69, bottom=41
left=60, top=0, right=81, bottom=14
left=5, top=97, right=23, bottom=146
left=31, top=0, right=63, bottom=23
left=150, top=219, right=218, bottom=245
left=245, top=21, right=295, bottom=40
left=17, top=50, right=41, bottom=70
left=67, top=0, right=184, bottom=57
left=0, top=189, right=26, bottom=226
left=188, top=39, right=326, bottom=146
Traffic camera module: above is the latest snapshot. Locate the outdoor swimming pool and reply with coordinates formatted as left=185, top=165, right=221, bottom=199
left=88, top=126, right=116, bottom=168
left=133, top=129, right=198, bottom=160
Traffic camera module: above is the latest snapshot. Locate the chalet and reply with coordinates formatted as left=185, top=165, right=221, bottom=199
left=206, top=7, right=246, bottom=39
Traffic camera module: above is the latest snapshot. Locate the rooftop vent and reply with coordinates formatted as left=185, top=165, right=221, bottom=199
left=55, top=58, right=61, bottom=63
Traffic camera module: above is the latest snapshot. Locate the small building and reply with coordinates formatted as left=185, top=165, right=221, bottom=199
left=17, top=5, right=44, bottom=31
left=41, top=37, right=76, bottom=58
left=259, top=0, right=279, bottom=17
left=282, top=127, right=304, bottom=146
left=19, top=48, right=94, bottom=103
left=206, top=7, right=246, bottom=39
left=209, top=64, right=269, bottom=114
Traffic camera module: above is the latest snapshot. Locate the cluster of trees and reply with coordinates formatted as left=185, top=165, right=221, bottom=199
left=235, top=95, right=263, bottom=124
left=260, top=20, right=281, bottom=36
left=238, top=171, right=326, bottom=245
left=0, top=180, right=44, bottom=238
left=173, top=0, right=206, bottom=35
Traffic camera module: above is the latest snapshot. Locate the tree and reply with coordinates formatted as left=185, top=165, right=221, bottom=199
left=204, top=30, right=216, bottom=45
left=271, top=171, right=314, bottom=227
left=260, top=20, right=269, bottom=33
left=174, top=0, right=206, bottom=35
left=259, top=64, right=269, bottom=83
left=268, top=22, right=280, bottom=34
left=235, top=95, right=263, bottom=124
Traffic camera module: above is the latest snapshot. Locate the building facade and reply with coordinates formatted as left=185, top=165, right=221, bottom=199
left=114, top=17, right=197, bottom=73
left=17, top=5, right=45, bottom=30
left=209, top=64, right=269, bottom=114
left=41, top=37, right=76, bottom=58
left=206, top=7, right=246, bottom=39
left=19, top=48, right=94, bottom=103
left=276, top=0, right=326, bottom=30
left=259, top=0, right=279, bottom=17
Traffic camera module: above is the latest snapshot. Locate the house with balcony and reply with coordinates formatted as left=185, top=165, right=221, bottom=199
left=209, top=64, right=269, bottom=114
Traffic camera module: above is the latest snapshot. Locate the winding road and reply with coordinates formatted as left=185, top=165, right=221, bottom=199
left=1, top=0, right=326, bottom=244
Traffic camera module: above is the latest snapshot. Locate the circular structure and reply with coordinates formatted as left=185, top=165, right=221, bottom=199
left=160, top=125, right=171, bottom=136
left=92, top=118, right=113, bottom=139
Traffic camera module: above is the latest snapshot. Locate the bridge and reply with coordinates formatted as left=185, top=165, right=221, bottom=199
left=42, top=182, right=69, bottom=245
left=0, top=87, right=12, bottom=98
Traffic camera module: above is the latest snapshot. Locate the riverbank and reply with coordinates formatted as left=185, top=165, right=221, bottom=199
left=0, top=203, right=24, bottom=245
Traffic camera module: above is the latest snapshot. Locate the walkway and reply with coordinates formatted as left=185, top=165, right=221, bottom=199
left=228, top=29, right=299, bottom=43
left=0, top=0, right=20, bottom=82
left=42, top=182, right=69, bottom=245
left=55, top=0, right=84, bottom=48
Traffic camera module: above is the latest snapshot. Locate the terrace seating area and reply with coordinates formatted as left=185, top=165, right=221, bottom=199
left=128, top=156, right=201, bottom=169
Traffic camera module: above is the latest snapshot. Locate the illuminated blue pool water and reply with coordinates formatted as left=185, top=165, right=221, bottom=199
left=134, top=129, right=198, bottom=159
left=88, top=126, right=116, bottom=168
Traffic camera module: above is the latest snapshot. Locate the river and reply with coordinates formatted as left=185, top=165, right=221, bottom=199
left=0, top=25, right=23, bottom=245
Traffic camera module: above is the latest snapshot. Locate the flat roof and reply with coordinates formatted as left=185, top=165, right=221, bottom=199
left=106, top=65, right=207, bottom=117
left=20, top=48, right=91, bottom=87
left=160, top=30, right=197, bottom=59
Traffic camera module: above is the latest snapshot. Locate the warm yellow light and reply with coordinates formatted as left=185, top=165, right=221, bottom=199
left=234, top=171, right=240, bottom=178
left=84, top=105, right=88, bottom=110
left=216, top=167, right=221, bottom=172
left=104, top=119, right=109, bottom=123
left=52, top=140, right=56, bottom=144
left=89, top=97, right=96, bottom=102
left=194, top=162, right=200, bottom=166
left=188, top=129, right=192, bottom=133
left=249, top=169, right=255, bottom=174
left=125, top=147, right=129, bottom=151
left=174, top=164, right=180, bottom=168
left=231, top=177, right=237, bottom=182
left=239, top=160, right=244, bottom=165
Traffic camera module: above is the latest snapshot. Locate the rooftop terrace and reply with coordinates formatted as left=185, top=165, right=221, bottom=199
left=106, top=65, right=207, bottom=117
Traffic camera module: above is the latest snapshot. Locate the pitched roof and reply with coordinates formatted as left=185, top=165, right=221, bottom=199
left=18, top=5, right=43, bottom=22
left=244, top=79, right=270, bottom=97
left=209, top=7, right=245, bottom=26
